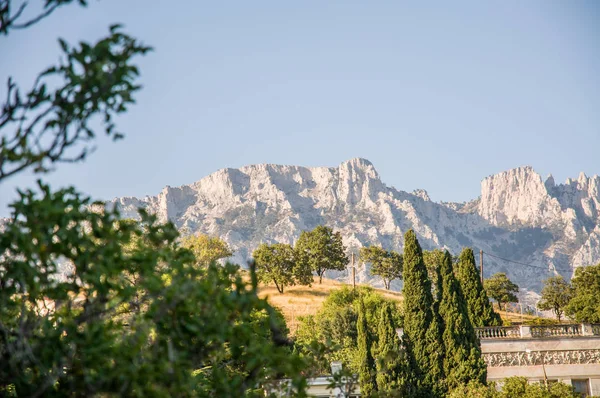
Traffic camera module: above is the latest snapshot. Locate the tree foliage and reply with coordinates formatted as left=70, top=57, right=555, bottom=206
left=484, top=273, right=519, bottom=311
left=0, top=4, right=309, bottom=395
left=537, top=276, right=572, bottom=322
left=180, top=233, right=233, bottom=267
left=253, top=243, right=311, bottom=293
left=423, top=249, right=445, bottom=303
left=359, top=245, right=403, bottom=290
left=455, top=249, right=502, bottom=327
left=373, top=303, right=408, bottom=396
left=294, top=286, right=402, bottom=377
left=356, top=299, right=377, bottom=397
left=438, top=251, right=486, bottom=389
left=295, top=225, right=348, bottom=284
left=565, top=263, right=600, bottom=323
left=447, top=377, right=581, bottom=398
left=0, top=0, right=87, bottom=36
left=498, top=376, right=580, bottom=398
left=401, top=230, right=443, bottom=397
left=0, top=186, right=307, bottom=396
left=0, top=20, right=151, bottom=181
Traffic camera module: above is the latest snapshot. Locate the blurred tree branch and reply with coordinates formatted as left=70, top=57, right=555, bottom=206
left=0, top=0, right=87, bottom=35
left=0, top=23, right=152, bottom=182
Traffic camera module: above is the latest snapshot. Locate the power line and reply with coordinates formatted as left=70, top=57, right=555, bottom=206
left=483, top=251, right=574, bottom=273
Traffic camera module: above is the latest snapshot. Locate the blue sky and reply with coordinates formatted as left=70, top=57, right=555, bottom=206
left=1, top=1, right=599, bottom=216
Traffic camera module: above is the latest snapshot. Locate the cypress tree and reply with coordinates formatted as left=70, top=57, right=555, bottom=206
left=357, top=298, right=377, bottom=396
left=454, top=248, right=502, bottom=327
left=423, top=249, right=445, bottom=305
left=374, top=303, right=407, bottom=396
left=438, top=250, right=487, bottom=389
left=402, top=230, right=444, bottom=397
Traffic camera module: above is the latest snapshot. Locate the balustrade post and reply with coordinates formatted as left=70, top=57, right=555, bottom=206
left=520, top=325, right=531, bottom=338
left=581, top=323, right=593, bottom=336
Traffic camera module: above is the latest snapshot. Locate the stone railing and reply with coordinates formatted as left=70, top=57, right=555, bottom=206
left=476, top=326, right=521, bottom=340
left=476, top=324, right=600, bottom=340
left=530, top=324, right=581, bottom=338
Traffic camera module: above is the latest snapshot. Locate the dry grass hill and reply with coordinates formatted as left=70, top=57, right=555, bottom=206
left=257, top=277, right=536, bottom=335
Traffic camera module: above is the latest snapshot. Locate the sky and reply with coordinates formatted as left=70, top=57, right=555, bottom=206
left=1, top=1, right=599, bottom=216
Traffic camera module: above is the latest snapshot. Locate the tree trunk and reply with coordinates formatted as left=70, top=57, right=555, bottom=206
left=318, top=270, right=323, bottom=284
left=274, top=280, right=283, bottom=294
left=556, top=307, right=562, bottom=322
left=498, top=302, right=503, bottom=311
left=384, top=279, right=390, bottom=290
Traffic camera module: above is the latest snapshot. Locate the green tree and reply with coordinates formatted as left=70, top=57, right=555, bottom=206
left=294, top=286, right=402, bottom=376
left=180, top=233, right=233, bottom=266
left=253, top=242, right=311, bottom=293
left=484, top=272, right=519, bottom=311
left=295, top=225, right=348, bottom=284
left=423, top=249, right=445, bottom=303
left=565, top=263, right=600, bottom=323
left=374, top=303, right=407, bottom=396
left=402, top=230, right=444, bottom=397
left=498, top=376, right=580, bottom=398
left=0, top=189, right=307, bottom=396
left=537, top=276, right=572, bottom=322
left=0, top=5, right=152, bottom=181
left=438, top=251, right=486, bottom=389
left=359, top=246, right=403, bottom=290
left=448, top=377, right=581, bottom=398
left=0, top=3, right=308, bottom=394
left=447, top=381, right=497, bottom=398
left=455, top=248, right=502, bottom=327
left=357, top=299, right=377, bottom=397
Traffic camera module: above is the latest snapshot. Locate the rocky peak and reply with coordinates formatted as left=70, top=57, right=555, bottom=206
left=477, top=166, right=561, bottom=227
left=550, top=172, right=600, bottom=224
left=335, top=158, right=383, bottom=206
left=337, top=158, right=380, bottom=183
left=544, top=174, right=555, bottom=192
left=412, top=189, right=431, bottom=202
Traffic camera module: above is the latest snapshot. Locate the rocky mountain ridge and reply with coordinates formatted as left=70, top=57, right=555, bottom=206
left=105, top=159, right=600, bottom=293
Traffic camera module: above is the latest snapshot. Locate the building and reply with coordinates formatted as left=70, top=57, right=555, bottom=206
left=276, top=324, right=600, bottom=397
left=478, top=323, right=600, bottom=396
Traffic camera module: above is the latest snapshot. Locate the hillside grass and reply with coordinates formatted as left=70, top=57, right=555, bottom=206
left=257, top=277, right=402, bottom=334
left=257, top=277, right=537, bottom=334
left=495, top=308, right=538, bottom=324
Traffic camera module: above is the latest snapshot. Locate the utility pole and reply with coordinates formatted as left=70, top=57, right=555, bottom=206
left=520, top=302, right=524, bottom=323
left=351, top=253, right=356, bottom=290
left=480, top=250, right=484, bottom=284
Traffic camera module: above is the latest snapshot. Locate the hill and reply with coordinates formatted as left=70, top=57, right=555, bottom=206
left=257, top=277, right=535, bottom=335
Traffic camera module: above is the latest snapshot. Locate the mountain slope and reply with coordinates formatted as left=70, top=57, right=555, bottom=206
left=107, top=159, right=600, bottom=292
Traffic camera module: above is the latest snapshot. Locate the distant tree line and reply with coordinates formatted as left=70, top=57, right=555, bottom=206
left=199, top=223, right=600, bottom=325
left=536, top=265, right=600, bottom=323
left=252, top=225, right=349, bottom=293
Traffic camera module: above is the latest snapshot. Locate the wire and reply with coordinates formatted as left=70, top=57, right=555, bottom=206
left=483, top=251, right=574, bottom=273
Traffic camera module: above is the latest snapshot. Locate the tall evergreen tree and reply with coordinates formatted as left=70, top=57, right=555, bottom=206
left=454, top=248, right=501, bottom=327
left=357, top=299, right=377, bottom=396
left=402, top=230, right=444, bottom=397
left=438, top=251, right=487, bottom=389
left=423, top=249, right=445, bottom=304
left=374, top=303, right=407, bottom=395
